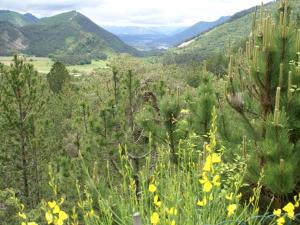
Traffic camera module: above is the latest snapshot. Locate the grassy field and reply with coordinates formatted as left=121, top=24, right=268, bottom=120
left=0, top=56, right=108, bottom=74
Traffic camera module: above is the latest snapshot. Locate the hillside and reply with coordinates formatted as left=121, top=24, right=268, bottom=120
left=162, top=2, right=279, bottom=64
left=0, top=11, right=140, bottom=64
left=0, top=21, right=28, bottom=55
left=162, top=16, right=230, bottom=46
left=0, top=10, right=38, bottom=26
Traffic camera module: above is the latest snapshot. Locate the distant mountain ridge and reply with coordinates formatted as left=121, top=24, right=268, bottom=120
left=0, top=10, right=140, bottom=64
left=0, top=10, right=39, bottom=26
left=104, top=25, right=186, bottom=51
left=162, top=16, right=230, bottom=46
left=163, top=1, right=300, bottom=64
left=104, top=17, right=231, bottom=50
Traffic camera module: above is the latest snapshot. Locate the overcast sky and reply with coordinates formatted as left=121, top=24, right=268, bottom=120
left=0, top=0, right=273, bottom=26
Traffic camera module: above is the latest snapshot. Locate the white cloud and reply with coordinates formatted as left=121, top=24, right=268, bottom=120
left=0, top=0, right=274, bottom=26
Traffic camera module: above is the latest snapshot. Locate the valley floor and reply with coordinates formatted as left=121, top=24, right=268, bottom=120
left=0, top=56, right=108, bottom=74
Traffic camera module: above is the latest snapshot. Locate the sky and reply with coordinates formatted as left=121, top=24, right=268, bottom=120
left=0, top=0, right=274, bottom=27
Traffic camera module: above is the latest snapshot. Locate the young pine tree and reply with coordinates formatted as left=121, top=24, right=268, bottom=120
left=226, top=0, right=300, bottom=199
left=0, top=56, right=41, bottom=205
left=47, top=61, right=70, bottom=94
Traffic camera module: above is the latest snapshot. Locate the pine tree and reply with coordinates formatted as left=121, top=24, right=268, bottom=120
left=226, top=0, right=300, bottom=199
left=47, top=61, right=70, bottom=94
left=0, top=56, right=41, bottom=205
left=189, top=62, right=216, bottom=136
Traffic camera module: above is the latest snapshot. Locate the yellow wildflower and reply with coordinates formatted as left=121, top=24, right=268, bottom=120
left=283, top=202, right=295, bottom=219
left=277, top=216, right=285, bottom=225
left=60, top=198, right=65, bottom=205
left=203, top=180, right=213, bottom=193
left=236, top=193, right=242, bottom=199
left=28, top=223, right=38, bottom=225
left=199, top=173, right=208, bottom=184
left=294, top=195, right=299, bottom=207
left=226, top=193, right=233, bottom=201
left=151, top=212, right=160, bottom=225
left=170, top=220, right=176, bottom=225
left=45, top=211, right=54, bottom=224
left=166, top=207, right=177, bottom=216
left=18, top=212, right=27, bottom=220
left=227, top=204, right=237, bottom=217
left=59, top=210, right=68, bottom=220
left=249, top=196, right=255, bottom=204
left=48, top=201, right=57, bottom=209
left=149, top=184, right=157, bottom=193
left=212, top=175, right=221, bottom=186
left=22, top=223, right=26, bottom=225
left=53, top=205, right=61, bottom=214
left=54, top=218, right=63, bottom=225
left=154, top=195, right=161, bottom=207
left=203, top=156, right=212, bottom=172
left=273, top=209, right=281, bottom=217
left=205, top=144, right=212, bottom=153
left=197, top=198, right=207, bottom=207
left=211, top=153, right=221, bottom=163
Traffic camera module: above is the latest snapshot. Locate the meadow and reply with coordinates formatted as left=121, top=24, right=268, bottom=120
left=0, top=56, right=108, bottom=74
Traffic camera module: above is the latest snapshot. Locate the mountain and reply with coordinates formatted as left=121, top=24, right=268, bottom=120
left=23, top=13, right=39, bottom=23
left=104, top=26, right=186, bottom=36
left=104, top=26, right=186, bottom=51
left=0, top=21, right=28, bottom=55
left=0, top=10, right=140, bottom=64
left=162, top=16, right=230, bottom=46
left=104, top=16, right=231, bottom=51
left=163, top=1, right=299, bottom=64
left=0, top=10, right=38, bottom=26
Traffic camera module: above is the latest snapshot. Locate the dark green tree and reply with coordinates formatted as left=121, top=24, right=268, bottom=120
left=47, top=61, right=70, bottom=93
left=188, top=63, right=216, bottom=135
left=0, top=56, right=41, bottom=205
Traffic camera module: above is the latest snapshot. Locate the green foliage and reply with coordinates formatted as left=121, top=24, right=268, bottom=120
left=47, top=62, right=70, bottom=93
left=0, top=189, right=22, bottom=225
left=226, top=0, right=300, bottom=197
left=188, top=64, right=216, bottom=135
left=0, top=55, right=41, bottom=205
